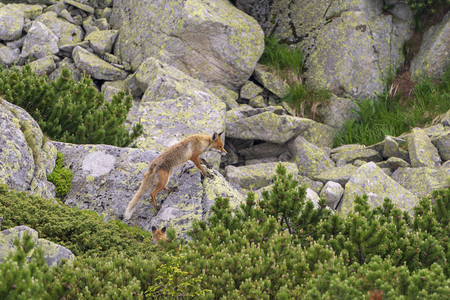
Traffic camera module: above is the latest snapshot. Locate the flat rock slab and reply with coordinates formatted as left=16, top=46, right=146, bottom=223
left=312, top=164, right=358, bottom=186
left=54, top=142, right=242, bottom=239
left=73, top=46, right=127, bottom=80
left=225, top=161, right=298, bottom=192
left=227, top=110, right=334, bottom=147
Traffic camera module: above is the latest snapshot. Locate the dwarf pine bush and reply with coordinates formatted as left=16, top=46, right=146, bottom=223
left=0, top=167, right=448, bottom=298
left=0, top=65, right=142, bottom=147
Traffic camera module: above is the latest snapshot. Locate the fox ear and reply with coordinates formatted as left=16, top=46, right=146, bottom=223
left=212, top=132, right=218, bottom=141
left=161, top=227, right=166, bottom=232
left=152, top=226, right=157, bottom=231
left=218, top=131, right=224, bottom=137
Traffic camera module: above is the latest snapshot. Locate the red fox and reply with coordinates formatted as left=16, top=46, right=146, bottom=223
left=124, top=132, right=227, bottom=220
left=152, top=226, right=167, bottom=244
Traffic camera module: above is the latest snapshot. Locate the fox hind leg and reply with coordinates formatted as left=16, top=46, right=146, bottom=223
left=150, top=169, right=171, bottom=210
left=124, top=169, right=155, bottom=220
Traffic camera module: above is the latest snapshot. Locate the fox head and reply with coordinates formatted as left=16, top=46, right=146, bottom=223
left=151, top=226, right=167, bottom=244
left=211, top=131, right=227, bottom=154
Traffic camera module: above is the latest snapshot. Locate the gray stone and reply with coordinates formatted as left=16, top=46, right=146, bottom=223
left=0, top=5, right=24, bottom=41
left=49, top=57, right=82, bottom=82
left=85, top=30, right=118, bottom=55
left=313, top=164, right=358, bottom=186
left=331, top=148, right=382, bottom=164
left=127, top=57, right=226, bottom=166
left=101, top=80, right=125, bottom=102
left=382, top=135, right=410, bottom=161
left=54, top=142, right=243, bottom=239
left=65, top=0, right=95, bottom=14
left=385, top=157, right=411, bottom=171
left=320, top=95, right=358, bottom=129
left=0, top=226, right=74, bottom=267
left=288, top=136, right=334, bottom=177
left=249, top=96, right=266, bottom=108
left=298, top=175, right=324, bottom=194
left=253, top=65, right=289, bottom=98
left=22, top=21, right=59, bottom=60
left=240, top=81, right=263, bottom=99
left=29, top=55, right=56, bottom=75
left=0, top=99, right=56, bottom=198
left=72, top=46, right=128, bottom=81
left=209, top=85, right=239, bottom=110
left=82, top=15, right=98, bottom=35
left=36, top=11, right=84, bottom=45
left=227, top=110, right=334, bottom=147
left=0, top=43, right=19, bottom=66
left=432, top=131, right=450, bottom=161
left=340, top=162, right=418, bottom=215
left=408, top=128, right=441, bottom=168
left=392, top=167, right=450, bottom=199
left=111, top=0, right=264, bottom=91
left=320, top=181, right=344, bottom=209
left=225, top=162, right=298, bottom=192
left=240, top=142, right=286, bottom=160
left=411, top=12, right=450, bottom=80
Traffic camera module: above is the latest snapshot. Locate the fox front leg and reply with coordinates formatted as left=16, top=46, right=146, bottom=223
left=199, top=158, right=212, bottom=169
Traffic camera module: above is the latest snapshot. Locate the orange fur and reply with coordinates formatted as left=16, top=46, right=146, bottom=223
left=124, top=132, right=226, bottom=219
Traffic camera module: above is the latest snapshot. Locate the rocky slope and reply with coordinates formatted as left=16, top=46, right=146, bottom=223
left=0, top=0, right=448, bottom=239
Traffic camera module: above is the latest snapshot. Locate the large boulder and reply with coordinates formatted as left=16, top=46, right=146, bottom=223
left=110, top=0, right=264, bottom=90
left=0, top=226, right=74, bottom=267
left=128, top=57, right=226, bottom=167
left=391, top=167, right=450, bottom=199
left=288, top=136, right=334, bottom=177
left=407, top=128, right=441, bottom=168
left=339, top=162, right=419, bottom=215
left=0, top=4, right=24, bottom=41
left=237, top=0, right=413, bottom=99
left=36, top=11, right=84, bottom=46
left=225, top=162, right=298, bottom=192
left=0, top=99, right=56, bottom=198
left=22, top=21, right=59, bottom=60
left=54, top=142, right=243, bottom=239
left=226, top=109, right=334, bottom=147
left=411, top=12, right=450, bottom=80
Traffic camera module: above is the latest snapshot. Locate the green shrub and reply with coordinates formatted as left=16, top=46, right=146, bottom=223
left=47, top=151, right=73, bottom=198
left=0, top=65, right=142, bottom=147
left=0, top=184, right=156, bottom=257
left=0, top=232, right=52, bottom=299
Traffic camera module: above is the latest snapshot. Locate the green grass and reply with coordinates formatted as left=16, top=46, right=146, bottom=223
left=259, top=36, right=332, bottom=121
left=334, top=67, right=450, bottom=147
left=259, top=36, right=304, bottom=79
left=281, top=82, right=331, bottom=120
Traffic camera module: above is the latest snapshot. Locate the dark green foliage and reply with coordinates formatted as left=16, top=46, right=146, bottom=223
left=0, top=65, right=142, bottom=147
left=47, top=151, right=73, bottom=198
left=0, top=167, right=449, bottom=298
left=145, top=246, right=212, bottom=299
left=334, top=67, right=450, bottom=146
left=0, top=184, right=155, bottom=257
left=0, top=232, right=52, bottom=299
